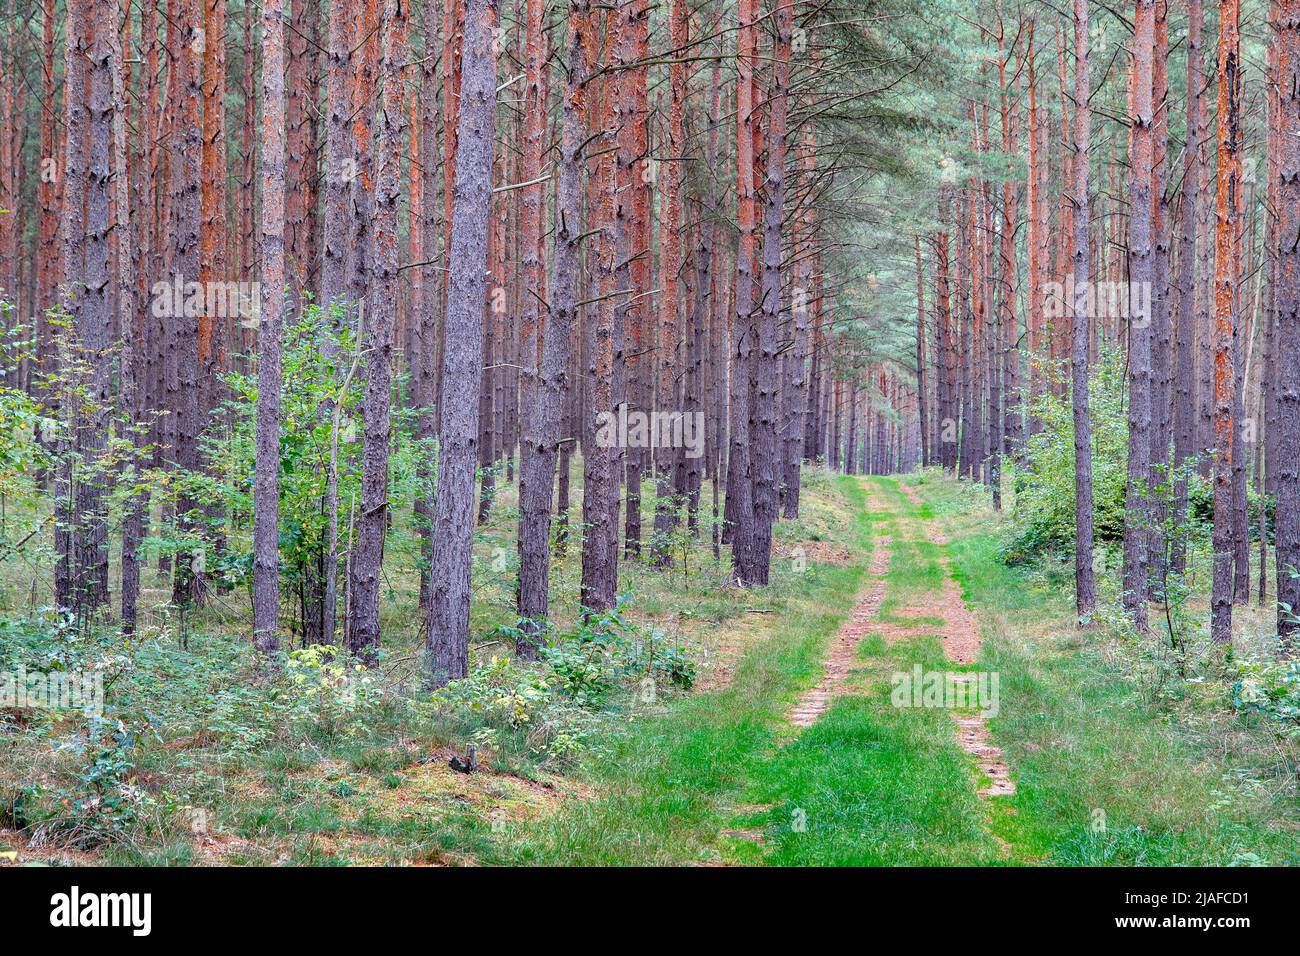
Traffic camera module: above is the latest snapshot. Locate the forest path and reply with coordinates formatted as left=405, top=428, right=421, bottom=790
left=728, top=476, right=1019, bottom=865
left=507, top=473, right=1295, bottom=866
left=786, top=485, right=892, bottom=727
left=898, top=482, right=1015, bottom=800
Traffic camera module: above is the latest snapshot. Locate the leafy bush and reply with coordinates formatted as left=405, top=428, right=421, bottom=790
left=1231, top=657, right=1300, bottom=735
left=276, top=644, right=384, bottom=738
left=425, top=597, right=698, bottom=765
left=1004, top=351, right=1139, bottom=564
left=168, top=303, right=432, bottom=639
left=45, top=717, right=156, bottom=849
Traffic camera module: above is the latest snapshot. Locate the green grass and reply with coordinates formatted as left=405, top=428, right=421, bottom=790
left=731, top=476, right=1005, bottom=865
left=7, top=465, right=1297, bottom=867
left=911, top=472, right=1300, bottom=866
left=490, top=471, right=1300, bottom=867
left=481, top=474, right=877, bottom=865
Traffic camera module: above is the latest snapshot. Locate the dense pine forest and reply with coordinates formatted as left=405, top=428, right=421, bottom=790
left=0, top=0, right=1297, bottom=875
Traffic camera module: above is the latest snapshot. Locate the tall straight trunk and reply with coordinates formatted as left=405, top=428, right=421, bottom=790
left=728, top=0, right=757, bottom=577
left=413, top=0, right=441, bottom=607
left=708, top=51, right=727, bottom=552
left=1231, top=189, right=1250, bottom=605
left=1172, top=0, right=1205, bottom=577
left=286, top=0, right=315, bottom=288
left=845, top=380, right=858, bottom=475
left=694, top=42, right=724, bottom=531
left=1211, top=0, right=1242, bottom=645
left=426, top=0, right=498, bottom=683
left=78, top=0, right=113, bottom=611
left=1275, top=0, right=1300, bottom=654
left=437, top=0, right=465, bottom=433
left=1265, top=45, right=1281, bottom=504
left=346, top=0, right=406, bottom=657
left=36, top=0, right=57, bottom=386
left=648, top=0, right=688, bottom=567
left=1052, top=27, right=1073, bottom=382
left=347, top=0, right=380, bottom=306
left=579, top=10, right=620, bottom=613
left=615, top=0, right=649, bottom=559
left=915, top=236, right=929, bottom=467
left=1148, top=0, right=1172, bottom=579
left=514, top=0, right=546, bottom=553
left=1025, top=19, right=1043, bottom=423
left=517, top=0, right=590, bottom=644
left=199, top=0, right=230, bottom=586
left=996, top=37, right=1018, bottom=474
left=937, top=218, right=956, bottom=471
left=254, top=0, right=288, bottom=654
left=0, top=2, right=14, bottom=311
left=322, top=0, right=353, bottom=308
left=1122, top=0, right=1156, bottom=630
left=1071, top=0, right=1097, bottom=617
left=782, top=127, right=815, bottom=517
left=115, top=0, right=147, bottom=632
left=200, top=0, right=229, bottom=400
left=746, top=2, right=790, bottom=586
left=170, top=0, right=205, bottom=607
left=994, top=33, right=1017, bottom=506
left=1196, top=21, right=1215, bottom=475
left=959, top=183, right=978, bottom=481
left=54, top=0, right=88, bottom=613
left=121, top=0, right=148, bottom=632
left=240, top=0, right=256, bottom=321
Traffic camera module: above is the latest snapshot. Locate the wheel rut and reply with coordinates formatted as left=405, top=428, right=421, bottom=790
left=787, top=526, right=893, bottom=729
left=899, top=483, right=1014, bottom=799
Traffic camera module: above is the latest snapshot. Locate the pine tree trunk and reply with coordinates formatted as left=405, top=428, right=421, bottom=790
left=517, top=0, right=591, bottom=646
left=1071, top=0, right=1098, bottom=618
left=426, top=0, right=499, bottom=684
left=254, top=0, right=288, bottom=654
left=1211, top=0, right=1241, bottom=645
left=1148, top=2, right=1172, bottom=580
left=1276, top=0, right=1300, bottom=654
left=345, top=0, right=406, bottom=658
left=1172, top=0, right=1205, bottom=577
left=1122, top=0, right=1156, bottom=630
left=579, top=10, right=621, bottom=614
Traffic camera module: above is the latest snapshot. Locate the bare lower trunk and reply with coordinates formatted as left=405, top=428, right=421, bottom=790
left=345, top=0, right=406, bottom=658
left=1276, top=0, right=1300, bottom=654
left=516, top=0, right=590, bottom=650
left=1071, top=0, right=1097, bottom=618
left=426, top=0, right=498, bottom=684
left=253, top=0, right=288, bottom=654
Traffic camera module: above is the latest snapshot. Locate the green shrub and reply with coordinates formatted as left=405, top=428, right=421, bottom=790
left=1003, top=350, right=1145, bottom=564
left=1231, top=656, right=1300, bottom=735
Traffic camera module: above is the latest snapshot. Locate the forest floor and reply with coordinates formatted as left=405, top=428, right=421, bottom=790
left=1, top=469, right=1297, bottom=865
left=481, top=474, right=1300, bottom=866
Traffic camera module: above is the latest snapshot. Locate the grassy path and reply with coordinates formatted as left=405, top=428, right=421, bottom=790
left=495, top=473, right=1300, bottom=866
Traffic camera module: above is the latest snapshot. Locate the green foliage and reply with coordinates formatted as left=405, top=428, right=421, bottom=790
left=426, top=598, right=697, bottom=765
left=1002, top=351, right=1132, bottom=564
left=169, top=303, right=432, bottom=634
left=1231, top=657, right=1300, bottom=736
left=45, top=717, right=155, bottom=848
left=278, top=644, right=383, bottom=738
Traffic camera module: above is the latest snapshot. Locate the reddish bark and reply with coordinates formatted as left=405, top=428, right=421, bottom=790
left=1211, top=0, right=1241, bottom=644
